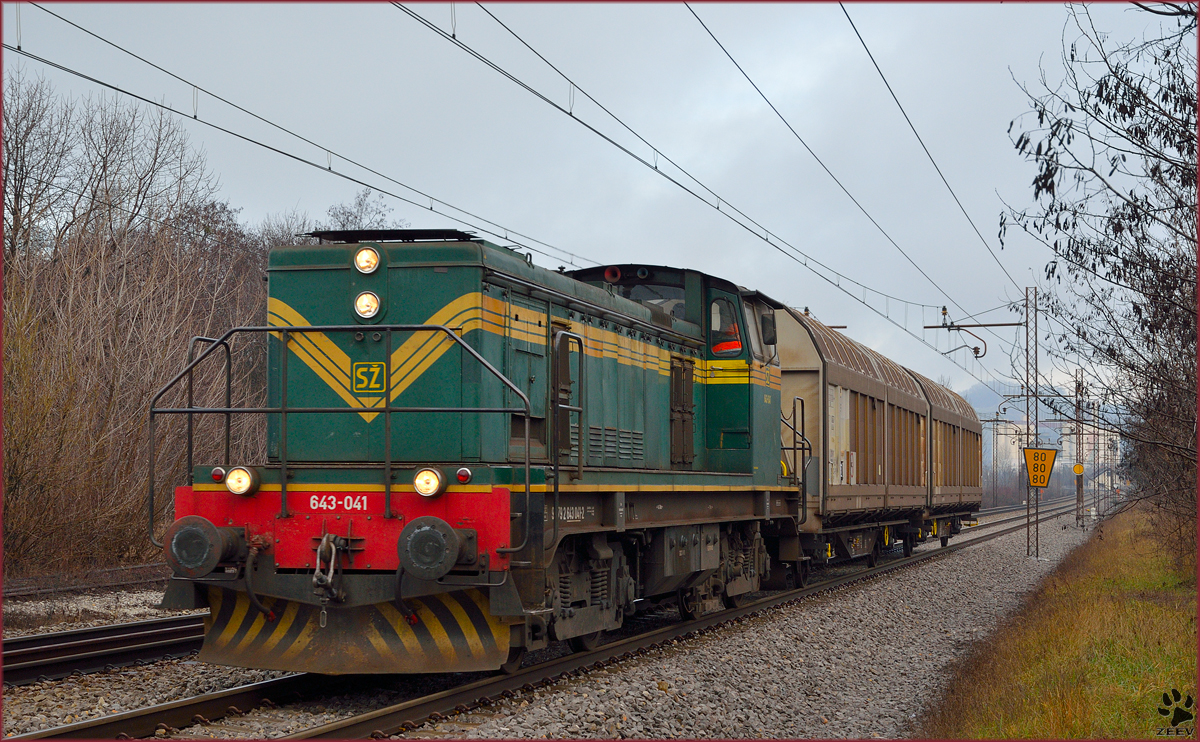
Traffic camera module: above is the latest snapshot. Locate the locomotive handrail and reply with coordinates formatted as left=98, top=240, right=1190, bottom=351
left=185, top=337, right=232, bottom=484
left=548, top=330, right=585, bottom=552
left=781, top=396, right=811, bottom=525
left=148, top=323, right=532, bottom=557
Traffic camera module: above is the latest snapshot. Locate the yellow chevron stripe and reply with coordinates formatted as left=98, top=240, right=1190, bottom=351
left=363, top=621, right=401, bottom=665
left=376, top=602, right=426, bottom=656
left=411, top=599, right=458, bottom=664
left=278, top=610, right=321, bottom=662
left=232, top=596, right=278, bottom=653
left=259, top=600, right=302, bottom=655
left=211, top=591, right=251, bottom=652
left=269, top=293, right=788, bottom=421
left=435, top=593, right=486, bottom=658
left=463, top=589, right=509, bottom=652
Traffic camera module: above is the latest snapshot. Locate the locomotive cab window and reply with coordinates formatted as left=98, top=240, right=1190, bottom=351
left=741, top=302, right=764, bottom=360
left=741, top=300, right=777, bottom=362
left=709, top=297, right=743, bottom=356
left=756, top=305, right=777, bottom=362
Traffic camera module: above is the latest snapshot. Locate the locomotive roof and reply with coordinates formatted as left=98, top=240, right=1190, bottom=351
left=305, top=229, right=477, bottom=243
left=566, top=264, right=786, bottom=309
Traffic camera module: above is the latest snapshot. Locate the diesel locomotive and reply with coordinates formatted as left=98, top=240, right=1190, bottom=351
left=152, top=229, right=981, bottom=674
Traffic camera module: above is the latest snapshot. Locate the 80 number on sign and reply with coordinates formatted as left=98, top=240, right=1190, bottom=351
left=1023, top=448, right=1058, bottom=488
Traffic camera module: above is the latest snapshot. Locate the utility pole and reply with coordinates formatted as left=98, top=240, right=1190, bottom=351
left=992, top=421, right=998, bottom=508
left=1093, top=401, right=1100, bottom=515
left=1025, top=287, right=1039, bottom=558
left=1075, top=369, right=1084, bottom=527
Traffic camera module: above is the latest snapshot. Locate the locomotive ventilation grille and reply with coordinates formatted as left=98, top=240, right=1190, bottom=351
left=586, top=426, right=644, bottom=461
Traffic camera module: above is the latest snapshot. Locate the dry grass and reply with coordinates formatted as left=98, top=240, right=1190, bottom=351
left=918, top=504, right=1197, bottom=739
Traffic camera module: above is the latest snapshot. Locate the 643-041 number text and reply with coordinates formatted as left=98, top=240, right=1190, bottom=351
left=309, top=494, right=369, bottom=511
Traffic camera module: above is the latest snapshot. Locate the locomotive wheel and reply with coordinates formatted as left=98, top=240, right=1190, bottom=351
left=940, top=536, right=949, bottom=548
left=723, top=591, right=746, bottom=609
left=795, top=561, right=809, bottom=588
left=902, top=538, right=914, bottom=557
left=678, top=589, right=700, bottom=621
left=499, top=646, right=527, bottom=675
left=568, top=631, right=604, bottom=653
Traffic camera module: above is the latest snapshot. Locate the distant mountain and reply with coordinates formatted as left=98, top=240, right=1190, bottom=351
left=959, top=382, right=1005, bottom=415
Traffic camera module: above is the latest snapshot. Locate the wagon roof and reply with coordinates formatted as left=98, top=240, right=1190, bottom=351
left=786, top=309, right=923, bottom=398
left=904, top=367, right=980, bottom=424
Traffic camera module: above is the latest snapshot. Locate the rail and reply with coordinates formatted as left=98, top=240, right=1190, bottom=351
left=147, top=324, right=531, bottom=554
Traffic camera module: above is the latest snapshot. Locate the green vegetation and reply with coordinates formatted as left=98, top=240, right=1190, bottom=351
left=918, top=506, right=1197, bottom=739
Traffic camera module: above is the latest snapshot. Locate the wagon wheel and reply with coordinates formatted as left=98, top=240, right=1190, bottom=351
left=795, top=561, right=809, bottom=588
left=902, top=538, right=914, bottom=557
left=940, top=535, right=949, bottom=548
left=867, top=541, right=881, bottom=568
left=568, top=631, right=604, bottom=653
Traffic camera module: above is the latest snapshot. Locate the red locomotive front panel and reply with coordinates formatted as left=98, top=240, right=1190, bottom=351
left=174, top=483, right=512, bottom=571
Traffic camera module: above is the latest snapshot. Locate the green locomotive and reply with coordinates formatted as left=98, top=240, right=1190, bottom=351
left=154, top=229, right=981, bottom=674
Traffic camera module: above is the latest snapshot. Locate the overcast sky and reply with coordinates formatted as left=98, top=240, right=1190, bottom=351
left=2, top=2, right=1167, bottom=413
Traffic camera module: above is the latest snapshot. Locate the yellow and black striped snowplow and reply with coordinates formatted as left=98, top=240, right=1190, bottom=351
left=199, top=587, right=512, bottom=674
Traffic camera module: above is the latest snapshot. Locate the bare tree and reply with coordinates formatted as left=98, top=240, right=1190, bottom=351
left=2, top=75, right=267, bottom=574
left=317, top=187, right=409, bottom=231
left=1003, top=4, right=1197, bottom=569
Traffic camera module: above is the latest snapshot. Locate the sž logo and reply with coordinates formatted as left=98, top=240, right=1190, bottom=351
left=352, top=361, right=387, bottom=393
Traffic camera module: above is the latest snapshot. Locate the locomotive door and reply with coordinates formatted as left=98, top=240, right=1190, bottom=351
left=704, top=289, right=751, bottom=472
left=505, top=292, right=549, bottom=460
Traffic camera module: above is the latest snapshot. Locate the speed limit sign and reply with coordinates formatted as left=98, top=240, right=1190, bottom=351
left=1022, top=448, right=1058, bottom=488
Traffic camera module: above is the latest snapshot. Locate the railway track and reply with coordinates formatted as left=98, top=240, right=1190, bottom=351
left=2, top=615, right=205, bottom=687
left=8, top=503, right=1082, bottom=740
left=975, top=496, right=1074, bottom=518
left=3, top=502, right=1071, bottom=689
left=3, top=564, right=172, bottom=600
left=964, top=500, right=1077, bottom=532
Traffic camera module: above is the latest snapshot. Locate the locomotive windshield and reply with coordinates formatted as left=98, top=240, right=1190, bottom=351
left=615, top=283, right=686, bottom=319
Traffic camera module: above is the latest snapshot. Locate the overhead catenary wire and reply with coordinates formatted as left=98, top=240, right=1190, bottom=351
left=685, top=3, right=1018, bottom=359
left=1, top=42, right=589, bottom=268
left=838, top=3, right=1022, bottom=293
left=416, top=3, right=1018, bottom=392
left=410, top=1, right=941, bottom=313
left=16, top=10, right=1017, bottom=394
left=26, top=2, right=595, bottom=269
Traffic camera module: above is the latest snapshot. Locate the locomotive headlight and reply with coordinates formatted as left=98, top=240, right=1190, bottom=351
left=413, top=467, right=446, bottom=497
left=354, top=291, right=380, bottom=318
left=353, top=247, right=380, bottom=274
left=224, top=466, right=260, bottom=496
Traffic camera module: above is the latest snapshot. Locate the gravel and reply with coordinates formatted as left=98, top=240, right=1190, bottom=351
left=1, top=513, right=1091, bottom=739
left=1, top=659, right=289, bottom=737
left=398, top=513, right=1090, bottom=739
left=2, top=590, right=204, bottom=639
